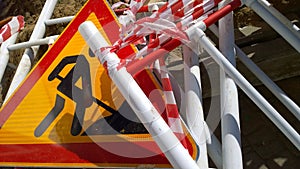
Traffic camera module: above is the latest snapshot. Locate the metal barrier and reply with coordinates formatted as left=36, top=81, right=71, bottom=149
left=0, top=0, right=299, bottom=168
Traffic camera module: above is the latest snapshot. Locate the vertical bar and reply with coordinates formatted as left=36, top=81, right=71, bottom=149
left=209, top=23, right=300, bottom=125
left=182, top=45, right=209, bottom=168
left=207, top=132, right=223, bottom=169
left=4, top=0, right=58, bottom=102
left=188, top=27, right=300, bottom=150
left=158, top=57, right=188, bottom=149
left=218, top=0, right=243, bottom=168
left=79, top=21, right=200, bottom=169
left=0, top=33, right=18, bottom=82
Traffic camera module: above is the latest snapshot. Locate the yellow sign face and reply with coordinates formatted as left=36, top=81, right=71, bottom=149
left=0, top=0, right=198, bottom=168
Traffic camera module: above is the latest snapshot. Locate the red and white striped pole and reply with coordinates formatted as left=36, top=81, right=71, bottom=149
left=158, top=57, right=188, bottom=149
left=79, top=21, right=200, bottom=169
left=0, top=15, right=24, bottom=44
left=126, top=0, right=242, bottom=75
left=123, top=0, right=223, bottom=58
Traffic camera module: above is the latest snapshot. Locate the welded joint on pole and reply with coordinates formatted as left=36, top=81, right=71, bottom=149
left=258, top=0, right=300, bottom=34
left=186, top=26, right=212, bottom=56
left=185, top=26, right=205, bottom=42
left=150, top=4, right=159, bottom=12
left=292, top=24, right=300, bottom=32
left=258, top=0, right=272, bottom=7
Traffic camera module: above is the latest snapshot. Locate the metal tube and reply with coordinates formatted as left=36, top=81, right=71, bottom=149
left=218, top=1, right=243, bottom=168
left=127, top=39, right=182, bottom=74
left=207, top=132, right=223, bottom=169
left=257, top=0, right=300, bottom=39
left=44, top=16, right=74, bottom=26
left=187, top=27, right=300, bottom=150
left=209, top=24, right=300, bottom=121
left=4, top=0, right=58, bottom=102
left=79, top=21, right=200, bottom=169
left=236, top=47, right=300, bottom=121
left=183, top=45, right=208, bottom=168
left=0, top=33, right=18, bottom=82
left=137, top=2, right=166, bottom=12
left=7, top=35, right=59, bottom=51
left=242, top=0, right=300, bottom=52
left=127, top=0, right=241, bottom=74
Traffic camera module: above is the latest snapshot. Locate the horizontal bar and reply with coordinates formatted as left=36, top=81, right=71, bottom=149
left=203, top=0, right=241, bottom=26
left=0, top=33, right=18, bottom=82
left=7, top=35, right=59, bottom=51
left=44, top=16, right=74, bottom=26
left=4, top=0, right=58, bottom=103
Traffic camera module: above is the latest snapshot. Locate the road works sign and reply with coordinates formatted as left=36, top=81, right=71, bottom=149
left=0, top=0, right=198, bottom=168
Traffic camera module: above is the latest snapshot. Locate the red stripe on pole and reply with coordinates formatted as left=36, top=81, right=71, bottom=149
left=127, top=39, right=181, bottom=75
left=16, top=15, right=25, bottom=29
left=1, top=25, right=11, bottom=40
left=138, top=5, right=150, bottom=13
left=214, top=0, right=223, bottom=5
left=170, top=1, right=184, bottom=16
left=166, top=104, right=179, bottom=118
left=194, top=0, right=203, bottom=7
left=0, top=15, right=25, bottom=44
left=203, top=0, right=241, bottom=27
left=161, top=78, right=173, bottom=91
left=174, top=8, right=185, bottom=18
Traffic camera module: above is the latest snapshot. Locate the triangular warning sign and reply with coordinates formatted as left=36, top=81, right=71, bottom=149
left=0, top=0, right=198, bottom=168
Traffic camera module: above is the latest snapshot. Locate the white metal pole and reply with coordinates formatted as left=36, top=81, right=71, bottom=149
left=257, top=0, right=300, bottom=39
left=183, top=45, right=209, bottom=168
left=79, top=21, right=200, bottom=169
left=0, top=33, right=18, bottom=82
left=218, top=0, right=243, bottom=168
left=7, top=35, right=59, bottom=51
left=207, top=132, right=223, bottom=169
left=236, top=47, right=300, bottom=120
left=209, top=24, right=300, bottom=121
left=186, top=27, right=300, bottom=150
left=4, top=0, right=58, bottom=103
left=242, top=0, right=300, bottom=52
left=44, top=16, right=74, bottom=26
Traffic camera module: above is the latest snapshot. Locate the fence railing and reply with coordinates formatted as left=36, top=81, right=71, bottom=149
left=0, top=0, right=299, bottom=168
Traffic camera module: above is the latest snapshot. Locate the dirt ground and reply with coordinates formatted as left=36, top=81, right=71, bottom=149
left=0, top=0, right=86, bottom=104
